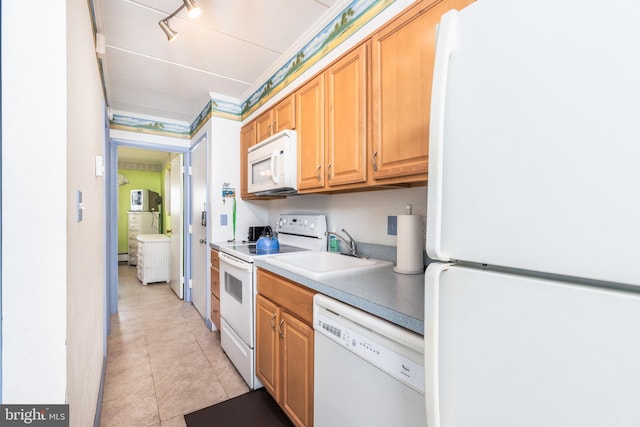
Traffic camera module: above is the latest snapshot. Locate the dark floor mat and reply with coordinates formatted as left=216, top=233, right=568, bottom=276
left=184, top=388, right=294, bottom=427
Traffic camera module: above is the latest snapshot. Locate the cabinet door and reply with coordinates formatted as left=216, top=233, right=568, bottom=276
left=296, top=74, right=325, bottom=191
left=256, top=294, right=280, bottom=400
left=240, top=121, right=257, bottom=199
left=325, top=42, right=368, bottom=187
left=273, top=95, right=296, bottom=133
left=256, top=111, right=273, bottom=142
left=210, top=295, right=220, bottom=330
left=371, top=0, right=447, bottom=180
left=281, top=311, right=314, bottom=427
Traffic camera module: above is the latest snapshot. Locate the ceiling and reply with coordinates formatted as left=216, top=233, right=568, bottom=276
left=93, top=0, right=342, bottom=125
left=118, top=146, right=173, bottom=169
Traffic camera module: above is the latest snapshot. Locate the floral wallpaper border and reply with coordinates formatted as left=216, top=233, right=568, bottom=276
left=111, top=0, right=396, bottom=139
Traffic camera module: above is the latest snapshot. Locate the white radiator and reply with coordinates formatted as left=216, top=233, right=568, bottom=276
left=136, top=234, right=171, bottom=285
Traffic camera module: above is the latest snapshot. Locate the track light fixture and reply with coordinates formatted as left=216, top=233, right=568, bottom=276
left=158, top=0, right=201, bottom=42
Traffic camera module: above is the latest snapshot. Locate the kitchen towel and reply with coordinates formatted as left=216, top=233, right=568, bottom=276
left=394, top=214, right=424, bottom=274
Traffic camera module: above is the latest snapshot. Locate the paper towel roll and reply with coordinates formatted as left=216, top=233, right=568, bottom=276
left=394, top=214, right=424, bottom=274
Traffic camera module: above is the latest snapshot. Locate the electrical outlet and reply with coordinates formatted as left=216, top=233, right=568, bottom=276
left=387, top=215, right=397, bottom=235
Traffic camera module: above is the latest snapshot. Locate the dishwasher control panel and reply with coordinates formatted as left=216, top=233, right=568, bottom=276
left=315, top=309, right=425, bottom=393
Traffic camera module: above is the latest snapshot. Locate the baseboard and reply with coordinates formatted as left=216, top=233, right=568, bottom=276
left=94, top=356, right=107, bottom=427
left=117, top=253, right=128, bottom=262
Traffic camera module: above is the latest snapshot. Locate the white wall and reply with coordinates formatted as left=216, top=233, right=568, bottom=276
left=266, top=187, right=427, bottom=246
left=2, top=1, right=68, bottom=401
left=208, top=117, right=269, bottom=243
left=2, top=3, right=107, bottom=425
left=66, top=0, right=109, bottom=425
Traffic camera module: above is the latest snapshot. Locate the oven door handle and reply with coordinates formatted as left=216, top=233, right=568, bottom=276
left=219, top=252, right=253, bottom=272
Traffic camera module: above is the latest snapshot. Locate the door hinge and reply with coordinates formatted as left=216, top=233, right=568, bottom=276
left=188, top=166, right=193, bottom=176
left=188, top=224, right=193, bottom=234
left=188, top=279, right=193, bottom=289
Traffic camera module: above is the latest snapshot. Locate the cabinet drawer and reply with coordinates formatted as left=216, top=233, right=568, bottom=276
left=211, top=266, right=220, bottom=298
left=210, top=249, right=219, bottom=269
left=257, top=268, right=315, bottom=324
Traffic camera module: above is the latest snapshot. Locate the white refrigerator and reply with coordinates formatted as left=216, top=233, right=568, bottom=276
left=425, top=1, right=640, bottom=426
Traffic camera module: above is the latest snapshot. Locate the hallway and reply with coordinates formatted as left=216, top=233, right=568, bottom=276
left=99, top=264, right=249, bottom=426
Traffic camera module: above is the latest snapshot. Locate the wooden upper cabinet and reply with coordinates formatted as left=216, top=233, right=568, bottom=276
left=240, top=121, right=257, bottom=199
left=325, top=42, right=369, bottom=188
left=256, top=111, right=273, bottom=142
left=371, top=0, right=449, bottom=181
left=296, top=74, right=326, bottom=191
left=273, top=95, right=296, bottom=133
left=256, top=95, right=296, bottom=142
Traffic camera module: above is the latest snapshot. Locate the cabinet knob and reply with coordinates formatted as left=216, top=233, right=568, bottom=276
left=316, top=165, right=322, bottom=181
left=270, top=313, right=276, bottom=331
left=371, top=151, right=379, bottom=172
left=327, top=162, right=333, bottom=180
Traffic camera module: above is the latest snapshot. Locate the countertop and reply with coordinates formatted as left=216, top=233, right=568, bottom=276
left=211, top=241, right=425, bottom=335
left=254, top=258, right=425, bottom=335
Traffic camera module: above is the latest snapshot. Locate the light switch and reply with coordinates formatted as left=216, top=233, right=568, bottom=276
left=77, top=191, right=84, bottom=222
left=220, top=214, right=228, bottom=226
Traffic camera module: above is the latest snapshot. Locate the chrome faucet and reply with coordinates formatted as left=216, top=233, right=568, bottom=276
left=325, top=228, right=361, bottom=257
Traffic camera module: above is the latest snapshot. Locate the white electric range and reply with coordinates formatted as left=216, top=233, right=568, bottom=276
left=218, top=214, right=327, bottom=389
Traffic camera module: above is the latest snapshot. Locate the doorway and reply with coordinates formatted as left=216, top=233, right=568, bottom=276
left=107, top=140, right=190, bottom=317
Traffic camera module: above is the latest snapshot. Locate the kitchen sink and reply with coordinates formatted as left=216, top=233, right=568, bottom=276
left=263, top=251, right=392, bottom=280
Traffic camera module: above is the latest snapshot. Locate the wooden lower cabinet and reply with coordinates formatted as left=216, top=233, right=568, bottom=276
left=280, top=311, right=314, bottom=427
left=256, top=269, right=315, bottom=427
left=210, top=249, right=221, bottom=330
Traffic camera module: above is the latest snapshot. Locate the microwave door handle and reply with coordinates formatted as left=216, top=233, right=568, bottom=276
left=270, top=150, right=279, bottom=184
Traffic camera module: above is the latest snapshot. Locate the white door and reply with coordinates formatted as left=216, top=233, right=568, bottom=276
left=169, top=154, right=184, bottom=299
left=190, top=138, right=207, bottom=318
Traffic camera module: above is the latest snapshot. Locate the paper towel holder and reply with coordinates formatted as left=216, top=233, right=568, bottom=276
left=393, top=203, right=424, bottom=275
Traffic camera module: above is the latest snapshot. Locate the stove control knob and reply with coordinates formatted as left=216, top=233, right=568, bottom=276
left=310, top=222, right=316, bottom=230
left=303, top=219, right=309, bottom=226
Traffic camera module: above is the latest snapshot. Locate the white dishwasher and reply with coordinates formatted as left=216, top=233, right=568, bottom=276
left=313, top=294, right=426, bottom=427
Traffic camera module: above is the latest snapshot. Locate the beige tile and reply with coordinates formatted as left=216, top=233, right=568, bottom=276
left=105, top=345, right=150, bottom=379
left=161, top=415, right=187, bottom=427
left=104, top=265, right=252, bottom=424
left=148, top=338, right=203, bottom=374
left=154, top=361, right=228, bottom=420
left=144, top=322, right=192, bottom=344
left=99, top=386, right=159, bottom=427
left=103, top=358, right=155, bottom=403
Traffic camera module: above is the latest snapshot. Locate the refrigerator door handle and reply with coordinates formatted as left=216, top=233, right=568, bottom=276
left=425, top=262, right=451, bottom=427
left=427, top=10, right=458, bottom=261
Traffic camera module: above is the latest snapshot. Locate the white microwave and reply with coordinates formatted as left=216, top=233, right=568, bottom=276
left=247, top=129, right=298, bottom=196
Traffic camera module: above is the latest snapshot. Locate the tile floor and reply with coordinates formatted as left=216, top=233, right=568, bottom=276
left=99, top=264, right=249, bottom=427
